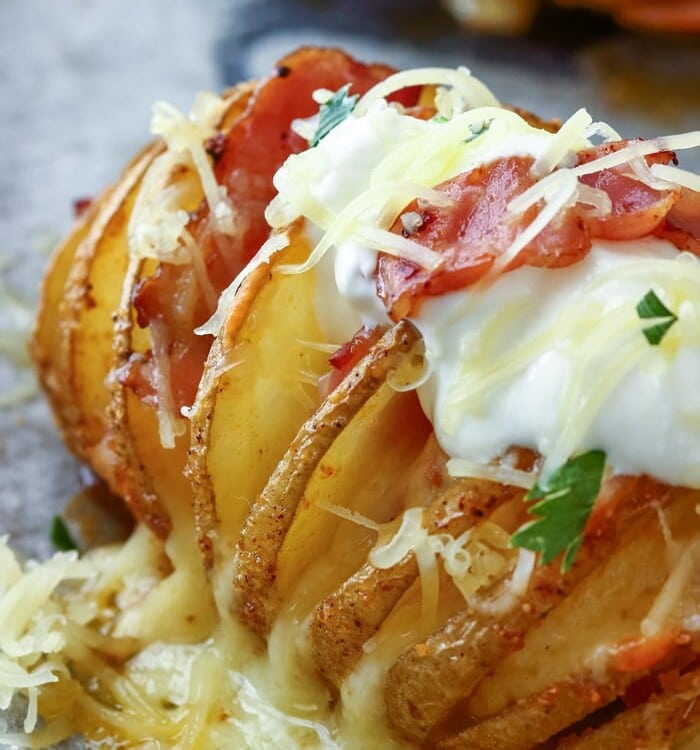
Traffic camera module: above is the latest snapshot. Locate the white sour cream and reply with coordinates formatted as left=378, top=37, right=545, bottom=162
left=267, top=88, right=700, bottom=488
left=414, top=239, right=700, bottom=488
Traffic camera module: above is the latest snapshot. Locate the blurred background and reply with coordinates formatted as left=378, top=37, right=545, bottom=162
left=0, top=0, right=699, bottom=561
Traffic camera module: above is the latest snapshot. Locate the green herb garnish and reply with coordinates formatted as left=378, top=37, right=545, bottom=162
left=511, top=450, right=606, bottom=573
left=50, top=515, right=78, bottom=552
left=310, top=84, right=359, bottom=147
left=636, top=289, right=677, bottom=346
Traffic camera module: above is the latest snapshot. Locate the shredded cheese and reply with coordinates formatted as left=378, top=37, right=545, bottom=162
left=650, top=162, right=700, bottom=193
left=354, top=67, right=499, bottom=117
left=151, top=95, right=236, bottom=236
left=531, top=107, right=592, bottom=177
left=447, top=457, right=535, bottom=489
left=196, top=231, right=290, bottom=337
left=368, top=508, right=518, bottom=623
left=0, top=540, right=92, bottom=732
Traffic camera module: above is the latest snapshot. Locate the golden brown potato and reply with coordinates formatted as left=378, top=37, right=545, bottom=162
left=106, top=83, right=255, bottom=539
left=31, top=190, right=103, bottom=446
left=311, top=476, right=523, bottom=687
left=234, top=320, right=421, bottom=635
left=186, top=222, right=332, bottom=582
left=32, top=143, right=161, bottom=466
left=384, top=480, right=677, bottom=741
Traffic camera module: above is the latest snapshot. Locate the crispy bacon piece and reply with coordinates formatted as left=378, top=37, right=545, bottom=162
left=377, top=156, right=591, bottom=320
left=378, top=144, right=685, bottom=320
left=655, top=186, right=700, bottom=253
left=130, top=49, right=408, bottom=411
left=72, top=196, right=93, bottom=219
left=327, top=325, right=384, bottom=392
left=577, top=141, right=679, bottom=241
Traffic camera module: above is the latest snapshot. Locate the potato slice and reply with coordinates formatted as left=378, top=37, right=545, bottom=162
left=384, top=481, right=685, bottom=742
left=438, top=677, right=628, bottom=750
left=465, top=490, right=700, bottom=716
left=185, top=225, right=333, bottom=576
left=32, top=143, right=161, bottom=460
left=59, top=143, right=163, bottom=466
left=275, top=386, right=430, bottom=609
left=32, top=191, right=106, bottom=444
left=107, top=84, right=254, bottom=536
left=311, top=476, right=523, bottom=687
left=437, top=643, right=698, bottom=750
left=233, top=320, right=421, bottom=635
left=562, top=667, right=700, bottom=750
left=427, top=491, right=700, bottom=750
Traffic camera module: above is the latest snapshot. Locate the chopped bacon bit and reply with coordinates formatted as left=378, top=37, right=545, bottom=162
left=577, top=142, right=679, bottom=240
left=507, top=105, right=560, bottom=134
left=116, top=352, right=158, bottom=408
left=655, top=186, right=700, bottom=254
left=328, top=325, right=384, bottom=392
left=205, top=133, right=226, bottom=162
left=614, top=630, right=681, bottom=673
left=425, top=463, right=444, bottom=489
left=387, top=85, right=424, bottom=110
left=654, top=219, right=700, bottom=254
left=658, top=668, right=683, bottom=693
left=73, top=197, right=93, bottom=219
left=133, top=49, right=404, bottom=412
left=402, top=104, right=437, bottom=121
left=378, top=142, right=686, bottom=320
left=623, top=655, right=700, bottom=708
left=575, top=140, right=677, bottom=168
left=377, top=156, right=591, bottom=320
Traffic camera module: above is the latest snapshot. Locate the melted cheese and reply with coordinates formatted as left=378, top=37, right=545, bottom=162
left=0, top=532, right=419, bottom=749
left=369, top=508, right=517, bottom=622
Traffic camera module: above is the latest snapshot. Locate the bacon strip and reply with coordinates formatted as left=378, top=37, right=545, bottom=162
left=378, top=144, right=687, bottom=320
left=129, top=49, right=405, bottom=411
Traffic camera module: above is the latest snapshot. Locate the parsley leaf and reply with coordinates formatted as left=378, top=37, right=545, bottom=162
left=636, top=289, right=677, bottom=346
left=310, top=84, right=358, bottom=148
left=510, top=450, right=606, bottom=573
left=50, top=515, right=78, bottom=552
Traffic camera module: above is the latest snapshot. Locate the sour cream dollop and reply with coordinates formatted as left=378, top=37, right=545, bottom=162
left=266, top=70, right=700, bottom=488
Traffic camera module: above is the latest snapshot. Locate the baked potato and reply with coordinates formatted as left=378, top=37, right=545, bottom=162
left=24, top=46, right=700, bottom=749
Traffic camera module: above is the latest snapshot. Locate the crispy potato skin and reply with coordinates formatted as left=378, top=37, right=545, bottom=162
left=435, top=641, right=698, bottom=750
left=186, top=257, right=273, bottom=565
left=234, top=320, right=421, bottom=636
left=436, top=678, right=624, bottom=750
left=311, top=479, right=523, bottom=686
left=31, top=193, right=103, bottom=448
left=385, top=479, right=681, bottom=742
left=32, top=142, right=162, bottom=468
